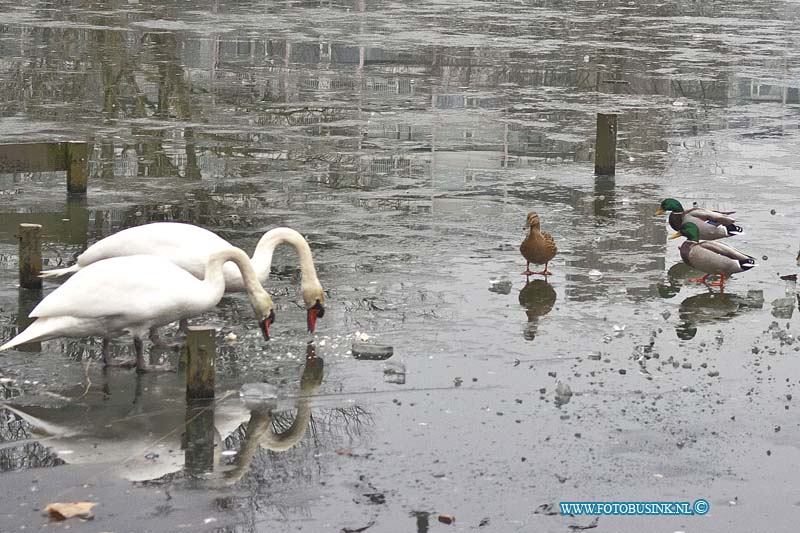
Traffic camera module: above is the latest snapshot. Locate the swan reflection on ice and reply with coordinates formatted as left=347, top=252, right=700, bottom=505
left=0, top=343, right=324, bottom=484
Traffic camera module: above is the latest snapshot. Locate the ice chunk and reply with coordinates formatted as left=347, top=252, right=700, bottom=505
left=554, top=382, right=573, bottom=407
left=239, top=383, right=278, bottom=408
left=352, top=343, right=394, bottom=361
left=383, top=361, right=406, bottom=385
left=489, top=279, right=513, bottom=295
left=771, top=297, right=795, bottom=319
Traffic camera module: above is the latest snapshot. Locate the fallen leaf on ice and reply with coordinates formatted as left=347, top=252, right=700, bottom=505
left=44, top=501, right=97, bottom=521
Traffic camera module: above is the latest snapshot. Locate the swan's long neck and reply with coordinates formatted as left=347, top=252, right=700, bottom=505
left=205, top=247, right=266, bottom=308
left=219, top=391, right=319, bottom=485
left=206, top=359, right=321, bottom=488
left=260, top=398, right=314, bottom=452
left=252, top=228, right=320, bottom=288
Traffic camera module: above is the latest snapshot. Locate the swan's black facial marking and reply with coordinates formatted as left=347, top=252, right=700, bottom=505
left=313, top=300, right=325, bottom=319
left=307, top=300, right=325, bottom=333
left=260, top=309, right=276, bottom=340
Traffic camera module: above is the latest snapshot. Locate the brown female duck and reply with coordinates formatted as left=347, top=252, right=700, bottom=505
left=520, top=212, right=557, bottom=277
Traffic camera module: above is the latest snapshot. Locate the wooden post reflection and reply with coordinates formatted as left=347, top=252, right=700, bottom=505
left=64, top=195, right=89, bottom=248
left=15, top=287, right=42, bottom=352
left=184, top=399, right=215, bottom=476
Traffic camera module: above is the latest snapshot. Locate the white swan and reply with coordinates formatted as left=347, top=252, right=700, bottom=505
left=41, top=223, right=325, bottom=332
left=0, top=247, right=275, bottom=371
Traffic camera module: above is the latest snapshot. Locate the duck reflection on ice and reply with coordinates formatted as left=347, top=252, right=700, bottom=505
left=656, top=262, right=698, bottom=299
left=0, top=343, right=324, bottom=484
left=676, top=291, right=763, bottom=340
left=518, top=280, right=557, bottom=341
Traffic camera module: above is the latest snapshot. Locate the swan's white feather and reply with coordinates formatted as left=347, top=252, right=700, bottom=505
left=38, top=264, right=80, bottom=278
left=0, top=254, right=240, bottom=352
left=39, top=223, right=321, bottom=298
left=74, top=223, right=231, bottom=279
left=32, top=255, right=212, bottom=321
left=0, top=317, right=119, bottom=351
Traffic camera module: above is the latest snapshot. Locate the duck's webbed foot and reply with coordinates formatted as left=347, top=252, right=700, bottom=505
left=522, top=262, right=552, bottom=277
left=521, top=261, right=534, bottom=276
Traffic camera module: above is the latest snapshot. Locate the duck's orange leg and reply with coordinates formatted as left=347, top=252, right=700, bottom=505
left=521, top=262, right=536, bottom=276
left=707, top=273, right=726, bottom=289
left=687, top=274, right=710, bottom=284
left=526, top=262, right=553, bottom=276
left=534, top=262, right=553, bottom=276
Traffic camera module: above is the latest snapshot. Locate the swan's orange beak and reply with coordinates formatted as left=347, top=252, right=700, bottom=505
left=260, top=310, right=275, bottom=341
left=307, top=301, right=325, bottom=334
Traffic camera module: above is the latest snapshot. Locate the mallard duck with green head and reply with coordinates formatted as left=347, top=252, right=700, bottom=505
left=670, top=222, right=756, bottom=288
left=656, top=198, right=743, bottom=240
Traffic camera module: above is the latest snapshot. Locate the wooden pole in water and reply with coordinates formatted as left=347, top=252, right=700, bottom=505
left=65, top=142, right=89, bottom=195
left=18, top=223, right=42, bottom=289
left=185, top=326, right=215, bottom=400
left=594, top=113, right=617, bottom=176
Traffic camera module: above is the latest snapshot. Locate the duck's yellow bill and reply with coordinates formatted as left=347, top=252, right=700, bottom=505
left=668, top=231, right=682, bottom=240
left=655, top=207, right=666, bottom=215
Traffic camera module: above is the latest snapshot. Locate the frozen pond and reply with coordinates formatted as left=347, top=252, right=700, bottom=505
left=2, top=0, right=800, bottom=531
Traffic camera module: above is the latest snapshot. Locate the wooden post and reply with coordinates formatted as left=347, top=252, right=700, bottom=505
left=18, top=224, right=42, bottom=289
left=65, top=142, right=89, bottom=195
left=594, top=113, right=617, bottom=176
left=185, top=326, right=215, bottom=400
